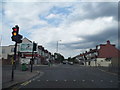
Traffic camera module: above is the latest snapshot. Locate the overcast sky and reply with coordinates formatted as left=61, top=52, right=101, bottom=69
left=1, top=0, right=119, bottom=58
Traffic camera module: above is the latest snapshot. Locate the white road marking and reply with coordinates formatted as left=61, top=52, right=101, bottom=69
left=56, top=80, right=58, bottom=81
left=38, top=80, right=41, bottom=81
left=46, top=80, right=49, bottom=81
left=64, top=80, right=67, bottom=82
left=91, top=80, right=94, bottom=82
left=110, top=80, right=113, bottom=82
left=82, top=80, right=85, bottom=82
left=100, top=80, right=103, bottom=82
left=73, top=80, right=76, bottom=82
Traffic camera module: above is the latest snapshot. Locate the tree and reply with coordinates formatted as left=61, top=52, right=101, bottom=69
left=54, top=53, right=64, bottom=63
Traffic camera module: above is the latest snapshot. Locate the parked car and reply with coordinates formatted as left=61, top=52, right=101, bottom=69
left=68, top=62, right=73, bottom=65
left=62, top=60, right=68, bottom=64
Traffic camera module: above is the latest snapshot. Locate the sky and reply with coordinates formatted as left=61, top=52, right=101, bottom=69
left=0, top=0, right=119, bottom=58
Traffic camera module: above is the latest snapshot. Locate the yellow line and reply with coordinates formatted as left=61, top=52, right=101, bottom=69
left=11, top=87, right=19, bottom=90
left=21, top=80, right=31, bottom=86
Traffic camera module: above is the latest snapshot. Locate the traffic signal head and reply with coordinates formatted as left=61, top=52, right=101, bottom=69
left=11, top=34, right=23, bottom=43
left=12, top=26, right=19, bottom=36
left=33, top=42, right=37, bottom=51
left=11, top=25, right=23, bottom=43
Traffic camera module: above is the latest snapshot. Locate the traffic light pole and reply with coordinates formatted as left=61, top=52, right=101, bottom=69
left=11, top=42, right=17, bottom=81
left=31, top=42, right=34, bottom=72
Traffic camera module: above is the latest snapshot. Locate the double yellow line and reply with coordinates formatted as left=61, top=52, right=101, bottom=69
left=21, top=80, right=31, bottom=86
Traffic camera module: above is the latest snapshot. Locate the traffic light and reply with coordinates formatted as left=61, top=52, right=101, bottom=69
left=11, top=25, right=23, bottom=43
left=33, top=42, right=37, bottom=51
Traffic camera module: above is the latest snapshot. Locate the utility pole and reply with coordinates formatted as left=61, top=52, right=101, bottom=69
left=56, top=41, right=58, bottom=53
left=56, top=40, right=61, bottom=53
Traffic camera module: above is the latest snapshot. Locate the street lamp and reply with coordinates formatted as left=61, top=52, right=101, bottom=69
left=56, top=40, right=61, bottom=53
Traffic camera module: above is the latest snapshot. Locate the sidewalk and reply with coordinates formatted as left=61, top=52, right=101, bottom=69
left=34, top=63, right=61, bottom=67
left=96, top=66, right=118, bottom=75
left=2, top=65, right=40, bottom=89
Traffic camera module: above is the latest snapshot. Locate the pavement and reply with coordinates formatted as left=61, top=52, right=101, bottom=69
left=2, top=64, right=41, bottom=90
left=0, top=60, right=2, bottom=90
left=2, top=63, right=60, bottom=90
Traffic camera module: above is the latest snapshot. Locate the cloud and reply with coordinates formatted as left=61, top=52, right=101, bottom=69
left=2, top=2, right=118, bottom=58
left=46, top=13, right=58, bottom=19
left=64, top=2, right=118, bottom=24
left=62, top=25, right=118, bottom=50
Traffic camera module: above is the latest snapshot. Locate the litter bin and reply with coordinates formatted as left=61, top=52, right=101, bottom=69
left=22, top=63, right=27, bottom=71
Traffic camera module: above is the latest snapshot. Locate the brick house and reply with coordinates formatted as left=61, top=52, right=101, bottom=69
left=75, top=40, right=120, bottom=67
left=97, top=40, right=119, bottom=58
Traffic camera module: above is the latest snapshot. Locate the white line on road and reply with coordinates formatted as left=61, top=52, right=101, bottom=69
left=110, top=80, right=113, bottom=82
left=73, top=80, right=76, bottom=82
left=56, top=80, right=58, bottom=81
left=38, top=80, right=41, bottom=81
left=46, top=80, right=49, bottom=81
left=91, top=80, right=94, bottom=82
left=82, top=80, right=85, bottom=82
left=64, top=80, right=67, bottom=82
left=100, top=80, right=103, bottom=82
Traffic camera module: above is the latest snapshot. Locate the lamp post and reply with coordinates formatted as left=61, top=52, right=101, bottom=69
left=56, top=40, right=61, bottom=53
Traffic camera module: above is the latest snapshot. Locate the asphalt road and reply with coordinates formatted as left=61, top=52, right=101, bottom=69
left=14, top=64, right=118, bottom=89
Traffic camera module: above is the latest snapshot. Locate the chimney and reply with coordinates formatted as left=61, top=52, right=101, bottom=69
left=96, top=45, right=98, bottom=50
left=107, top=40, right=110, bottom=44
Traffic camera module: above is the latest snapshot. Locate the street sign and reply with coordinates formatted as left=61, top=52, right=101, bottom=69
left=19, top=43, right=33, bottom=52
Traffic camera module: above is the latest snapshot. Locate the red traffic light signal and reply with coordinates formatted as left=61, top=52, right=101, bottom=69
left=12, top=27, right=19, bottom=36
left=13, top=28, right=17, bottom=31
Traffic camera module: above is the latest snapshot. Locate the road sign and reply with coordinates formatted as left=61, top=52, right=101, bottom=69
left=19, top=43, right=33, bottom=52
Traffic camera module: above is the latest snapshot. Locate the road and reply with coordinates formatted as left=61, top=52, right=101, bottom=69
left=13, top=64, right=118, bottom=89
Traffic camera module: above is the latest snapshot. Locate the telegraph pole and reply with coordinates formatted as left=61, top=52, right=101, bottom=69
left=56, top=40, right=61, bottom=53
left=56, top=41, right=58, bottom=53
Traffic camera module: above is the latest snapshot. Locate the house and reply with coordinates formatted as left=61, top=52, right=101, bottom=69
left=2, top=45, right=19, bottom=64
left=75, top=40, right=119, bottom=67
left=38, top=45, right=45, bottom=64
left=19, top=37, right=39, bottom=64
left=96, top=40, right=120, bottom=67
left=38, top=46, right=54, bottom=65
left=97, top=40, right=119, bottom=58
left=86, top=40, right=119, bottom=67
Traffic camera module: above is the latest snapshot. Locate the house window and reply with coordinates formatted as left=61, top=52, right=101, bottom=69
left=11, top=48, right=14, bottom=52
left=2, top=49, right=5, bottom=53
